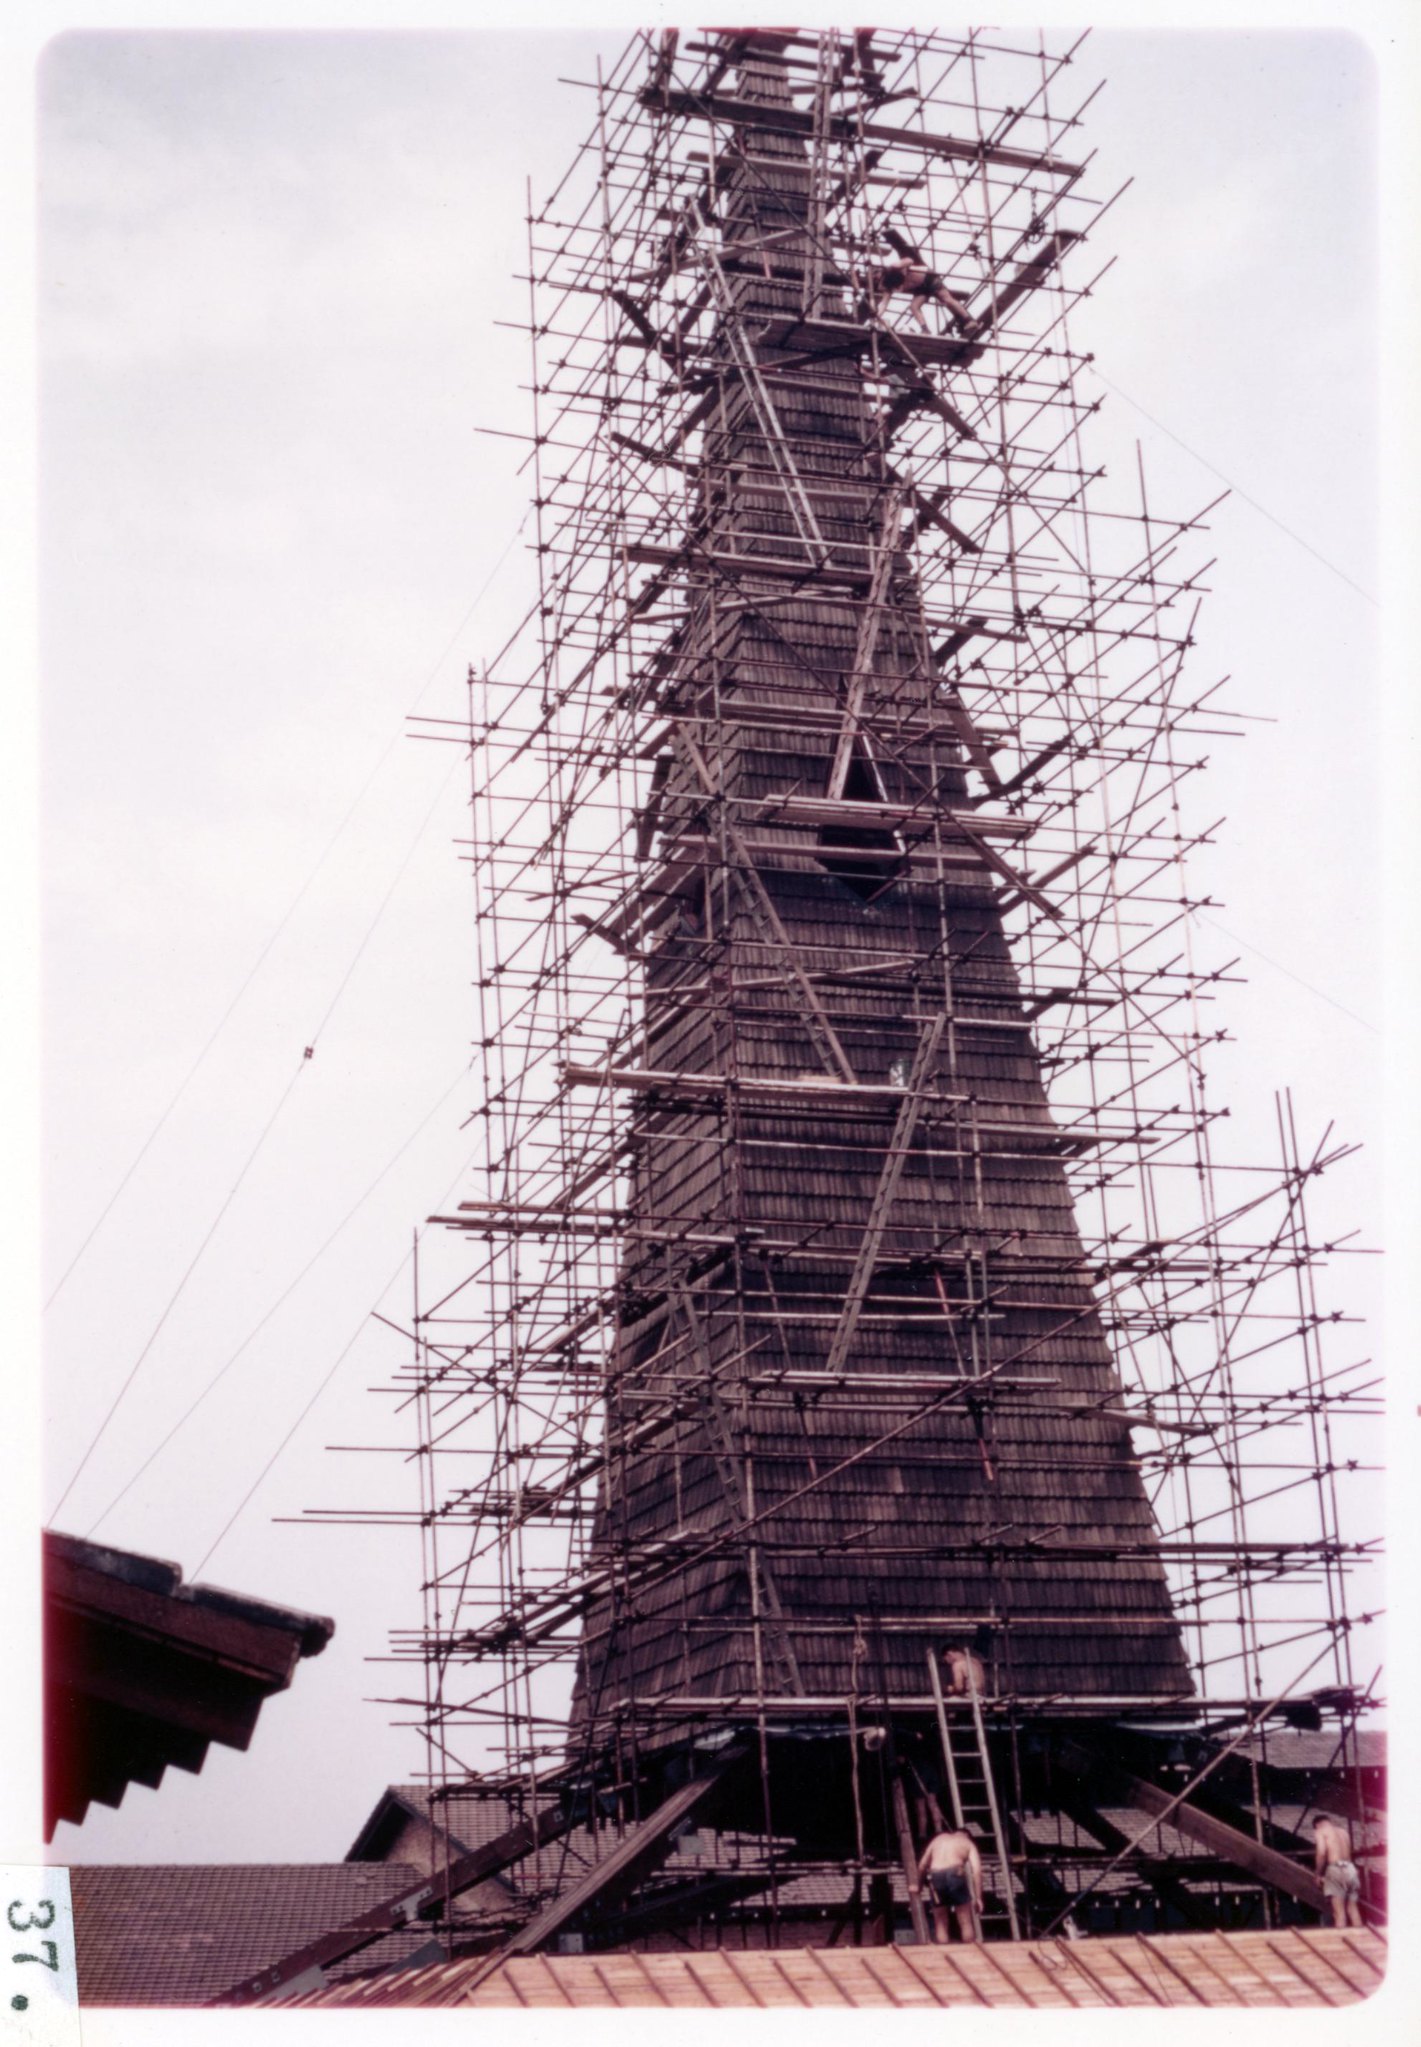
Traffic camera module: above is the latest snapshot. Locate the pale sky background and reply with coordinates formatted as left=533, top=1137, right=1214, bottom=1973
left=4, top=11, right=1416, bottom=1946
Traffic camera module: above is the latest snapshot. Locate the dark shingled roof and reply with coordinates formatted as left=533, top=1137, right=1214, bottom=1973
left=45, top=1529, right=334, bottom=1837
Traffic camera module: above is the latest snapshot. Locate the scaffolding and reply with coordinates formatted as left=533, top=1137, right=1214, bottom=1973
left=314, top=28, right=1380, bottom=1947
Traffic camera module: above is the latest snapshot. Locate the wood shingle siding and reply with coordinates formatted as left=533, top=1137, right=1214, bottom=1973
left=568, top=48, right=1190, bottom=1736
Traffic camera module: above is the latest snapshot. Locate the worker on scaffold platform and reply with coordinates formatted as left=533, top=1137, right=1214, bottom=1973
left=943, top=1641, right=988, bottom=1698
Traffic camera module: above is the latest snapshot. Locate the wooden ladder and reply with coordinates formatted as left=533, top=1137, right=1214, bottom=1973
left=927, top=1648, right=1020, bottom=1940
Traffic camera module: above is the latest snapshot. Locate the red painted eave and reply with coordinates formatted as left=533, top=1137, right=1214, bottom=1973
left=44, top=1529, right=334, bottom=1838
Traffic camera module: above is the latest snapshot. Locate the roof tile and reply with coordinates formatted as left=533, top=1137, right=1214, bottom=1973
left=71, top=1864, right=426, bottom=2004
left=276, top=1928, right=1387, bottom=2009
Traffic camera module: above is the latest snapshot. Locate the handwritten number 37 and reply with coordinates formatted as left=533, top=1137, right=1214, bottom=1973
left=8, top=1899, right=59, bottom=1970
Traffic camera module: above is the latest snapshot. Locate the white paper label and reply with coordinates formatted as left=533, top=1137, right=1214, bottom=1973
left=1, top=1871, right=80, bottom=2047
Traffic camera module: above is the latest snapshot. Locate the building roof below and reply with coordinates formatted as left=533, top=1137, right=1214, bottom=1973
left=70, top=1864, right=425, bottom=2005
left=346, top=1781, right=525, bottom=1862
left=276, top=1927, right=1385, bottom=2009
left=1232, top=1729, right=1386, bottom=1775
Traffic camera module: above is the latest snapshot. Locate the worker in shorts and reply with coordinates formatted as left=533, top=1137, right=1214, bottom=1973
left=864, top=261, right=976, bottom=335
left=916, top=1828, right=983, bottom=1944
left=1313, top=1814, right=1363, bottom=1928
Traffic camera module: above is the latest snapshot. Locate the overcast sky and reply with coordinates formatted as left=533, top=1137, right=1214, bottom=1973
left=5, top=13, right=1414, bottom=1905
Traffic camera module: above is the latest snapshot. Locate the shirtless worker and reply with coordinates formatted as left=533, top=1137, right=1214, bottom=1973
left=863, top=261, right=977, bottom=335
left=1313, top=1815, right=1364, bottom=1928
left=916, top=1829, right=984, bottom=1944
left=944, top=1643, right=987, bottom=1698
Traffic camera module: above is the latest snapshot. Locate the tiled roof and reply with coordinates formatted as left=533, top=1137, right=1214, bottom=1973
left=71, top=1864, right=428, bottom=2005
left=1234, top=1730, right=1386, bottom=1774
left=277, top=1927, right=1386, bottom=2009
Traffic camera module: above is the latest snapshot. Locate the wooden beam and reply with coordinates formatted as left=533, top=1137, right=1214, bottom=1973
left=678, top=726, right=859, bottom=1084
left=938, top=689, right=1006, bottom=796
left=647, top=88, right=1084, bottom=177
left=717, top=310, right=980, bottom=372
left=626, top=537, right=869, bottom=589
left=747, top=793, right=1031, bottom=838
left=900, top=480, right=983, bottom=554
left=824, top=1014, right=945, bottom=1374
left=827, top=485, right=904, bottom=800
left=609, top=289, right=680, bottom=368
left=1055, top=1735, right=1328, bottom=1912
left=561, top=1061, right=964, bottom=1108
left=891, top=1761, right=932, bottom=1946
left=595, top=1871, right=778, bottom=1941
left=458, top=1757, right=743, bottom=1990
left=213, top=1800, right=578, bottom=2005
left=972, top=230, right=1083, bottom=336
left=1051, top=1778, right=1212, bottom=1928
left=673, top=1286, right=806, bottom=1698
left=884, top=376, right=979, bottom=444
left=866, top=1623, right=930, bottom=1946
left=954, top=819, right=1066, bottom=923
left=996, top=838, right=1097, bottom=918
left=654, top=829, right=981, bottom=874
